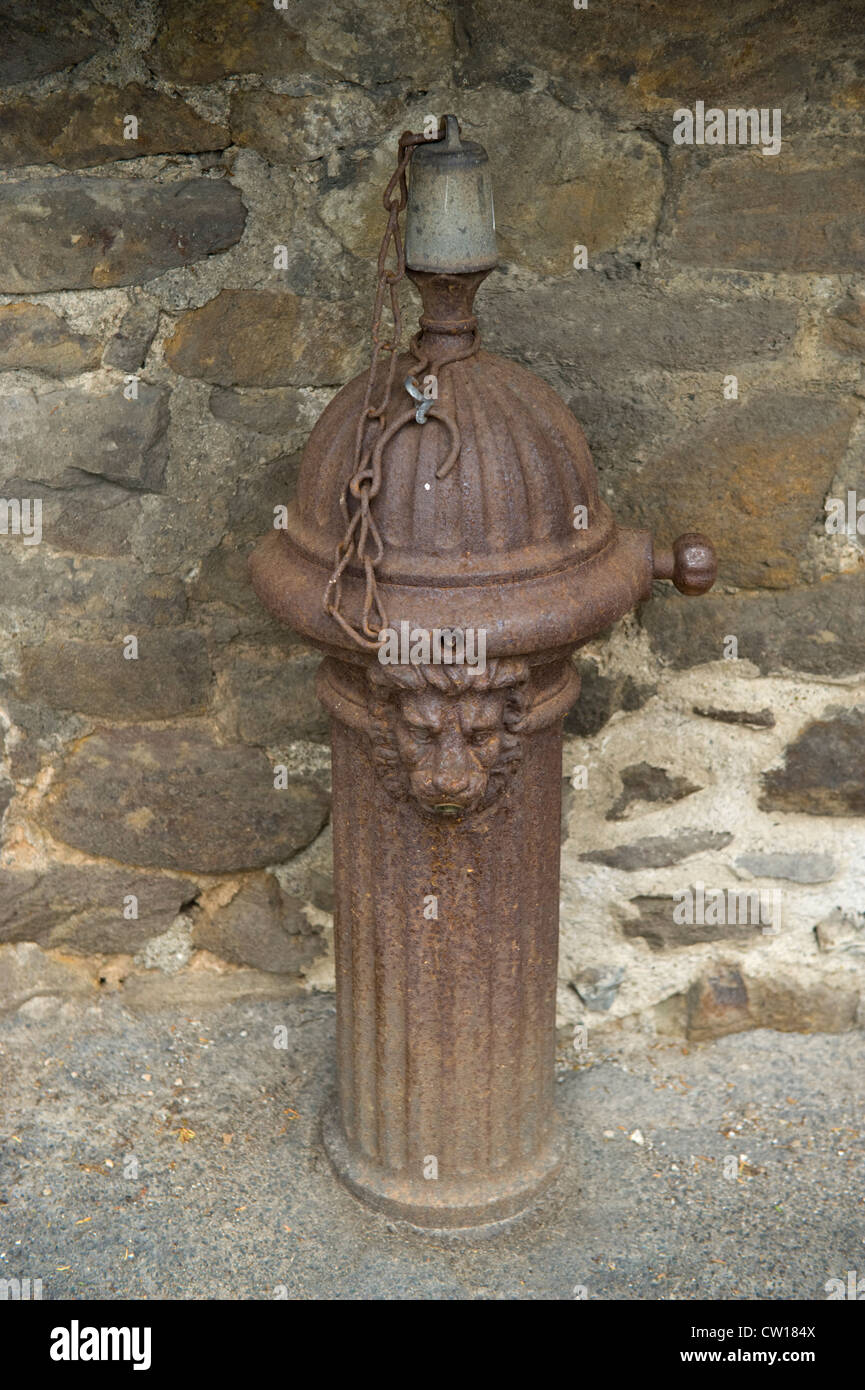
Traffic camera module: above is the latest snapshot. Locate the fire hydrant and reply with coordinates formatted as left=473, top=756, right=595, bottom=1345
left=250, top=116, right=716, bottom=1228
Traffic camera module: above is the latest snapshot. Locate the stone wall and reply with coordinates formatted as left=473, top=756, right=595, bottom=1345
left=0, top=0, right=863, bottom=1040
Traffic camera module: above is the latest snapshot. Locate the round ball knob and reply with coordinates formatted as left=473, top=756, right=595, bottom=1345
left=653, top=532, right=717, bottom=595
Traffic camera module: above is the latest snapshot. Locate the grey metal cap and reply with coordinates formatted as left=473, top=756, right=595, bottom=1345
left=405, top=115, right=498, bottom=274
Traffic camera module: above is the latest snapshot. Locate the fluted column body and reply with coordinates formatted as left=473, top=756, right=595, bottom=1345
left=318, top=654, right=577, bottom=1227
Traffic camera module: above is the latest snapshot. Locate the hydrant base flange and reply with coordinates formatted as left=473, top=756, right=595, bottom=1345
left=322, top=1102, right=564, bottom=1229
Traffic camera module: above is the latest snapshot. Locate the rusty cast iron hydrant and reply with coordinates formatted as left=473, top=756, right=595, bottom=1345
left=250, top=117, right=716, bottom=1228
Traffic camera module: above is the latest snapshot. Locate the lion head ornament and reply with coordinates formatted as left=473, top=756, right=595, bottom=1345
left=366, top=658, right=530, bottom=816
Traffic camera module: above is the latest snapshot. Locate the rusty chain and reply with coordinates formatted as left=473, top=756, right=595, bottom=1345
left=323, top=124, right=480, bottom=651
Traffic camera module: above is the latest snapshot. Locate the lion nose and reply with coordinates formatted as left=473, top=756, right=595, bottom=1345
left=433, top=742, right=471, bottom=797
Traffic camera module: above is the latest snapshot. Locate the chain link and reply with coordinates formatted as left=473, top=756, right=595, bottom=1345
left=322, top=125, right=479, bottom=651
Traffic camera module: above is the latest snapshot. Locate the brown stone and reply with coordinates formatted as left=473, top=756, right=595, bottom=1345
left=486, top=102, right=662, bottom=274
left=42, top=726, right=331, bottom=873
left=165, top=290, right=364, bottom=388
left=0, top=85, right=228, bottom=170
left=760, top=709, right=865, bottom=817
left=151, top=0, right=452, bottom=86
left=824, top=292, right=865, bottom=357
left=192, top=873, right=324, bottom=974
left=17, top=631, right=212, bottom=720
left=0, top=177, right=246, bottom=293
left=454, top=0, right=849, bottom=115
left=622, top=394, right=857, bottom=590
left=668, top=152, right=865, bottom=274
left=686, top=967, right=751, bottom=1040
left=686, top=967, right=860, bottom=1042
left=0, top=303, right=100, bottom=377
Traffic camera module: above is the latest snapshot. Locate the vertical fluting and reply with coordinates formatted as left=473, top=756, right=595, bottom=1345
left=327, top=700, right=563, bottom=1223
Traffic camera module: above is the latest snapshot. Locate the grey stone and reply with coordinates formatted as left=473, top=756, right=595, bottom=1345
left=0, top=383, right=170, bottom=493
left=760, top=709, right=865, bottom=817
left=582, top=829, right=732, bottom=871
left=0, top=2, right=116, bottom=85
left=0, top=549, right=187, bottom=639
left=209, top=386, right=330, bottom=442
left=668, top=152, right=865, bottom=274
left=0, top=942, right=93, bottom=1015
left=214, top=646, right=328, bottom=745
left=16, top=631, right=212, bottom=720
left=736, top=852, right=836, bottom=884
left=230, top=88, right=383, bottom=165
left=641, top=574, right=865, bottom=678
left=12, top=480, right=146, bottom=559
left=692, top=706, right=775, bottom=729
left=193, top=873, right=324, bottom=974
left=0, top=177, right=246, bottom=293
left=607, top=761, right=701, bottom=821
left=565, top=387, right=667, bottom=480
left=483, top=275, right=797, bottom=374
left=571, top=965, right=625, bottom=1012
left=276, top=822, right=333, bottom=914
left=815, top=909, right=865, bottom=956
left=623, top=895, right=757, bottom=951
left=42, top=726, right=331, bottom=873
left=102, top=300, right=160, bottom=373
left=0, top=864, right=197, bottom=954
left=563, top=661, right=655, bottom=738
left=134, top=915, right=192, bottom=975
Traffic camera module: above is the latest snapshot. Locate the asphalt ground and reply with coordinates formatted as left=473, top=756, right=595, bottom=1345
left=1, top=993, right=863, bottom=1301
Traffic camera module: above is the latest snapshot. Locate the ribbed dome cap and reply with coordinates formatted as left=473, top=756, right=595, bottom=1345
left=288, top=347, right=614, bottom=586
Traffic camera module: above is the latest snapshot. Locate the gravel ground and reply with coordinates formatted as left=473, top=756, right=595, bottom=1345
left=1, top=993, right=862, bottom=1301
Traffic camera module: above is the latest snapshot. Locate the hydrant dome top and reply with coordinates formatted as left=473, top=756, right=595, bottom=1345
left=251, top=328, right=660, bottom=658
left=287, top=346, right=613, bottom=588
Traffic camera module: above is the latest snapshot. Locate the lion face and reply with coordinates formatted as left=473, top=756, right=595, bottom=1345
left=366, top=659, right=529, bottom=816
left=393, top=686, right=512, bottom=814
